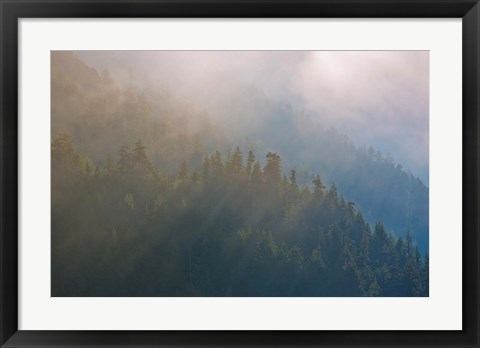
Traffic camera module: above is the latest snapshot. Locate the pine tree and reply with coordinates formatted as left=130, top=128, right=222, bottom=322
left=132, top=140, right=148, bottom=165
left=360, top=225, right=371, bottom=266
left=263, top=152, right=282, bottom=194
left=313, top=174, right=325, bottom=198
left=230, top=147, right=244, bottom=175
left=211, top=151, right=224, bottom=180
left=117, top=145, right=132, bottom=173
left=289, top=169, right=298, bottom=191
left=423, top=252, right=429, bottom=295
left=245, top=150, right=255, bottom=177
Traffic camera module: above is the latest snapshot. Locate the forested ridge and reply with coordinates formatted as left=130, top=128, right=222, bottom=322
left=52, top=52, right=429, bottom=253
left=52, top=134, right=428, bottom=296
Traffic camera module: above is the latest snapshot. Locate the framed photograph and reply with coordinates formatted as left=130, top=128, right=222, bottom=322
left=1, top=0, right=479, bottom=347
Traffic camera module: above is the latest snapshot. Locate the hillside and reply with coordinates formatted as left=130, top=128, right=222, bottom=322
left=51, top=51, right=429, bottom=252
left=52, top=135, right=428, bottom=296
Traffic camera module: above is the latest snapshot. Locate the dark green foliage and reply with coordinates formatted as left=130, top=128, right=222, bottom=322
left=52, top=136, right=428, bottom=297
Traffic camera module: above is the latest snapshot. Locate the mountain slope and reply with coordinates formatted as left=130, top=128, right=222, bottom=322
left=51, top=51, right=429, bottom=252
left=52, top=135, right=428, bottom=296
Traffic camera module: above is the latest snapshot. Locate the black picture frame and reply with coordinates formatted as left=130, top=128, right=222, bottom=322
left=1, top=0, right=479, bottom=347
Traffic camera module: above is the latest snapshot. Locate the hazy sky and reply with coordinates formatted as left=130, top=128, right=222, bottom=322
left=76, top=51, right=429, bottom=183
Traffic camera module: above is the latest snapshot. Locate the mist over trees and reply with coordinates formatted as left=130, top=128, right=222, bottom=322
left=76, top=50, right=430, bottom=184
left=52, top=135, right=428, bottom=296
left=51, top=51, right=429, bottom=296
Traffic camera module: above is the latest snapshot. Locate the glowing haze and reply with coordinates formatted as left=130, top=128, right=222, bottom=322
left=76, top=51, right=429, bottom=183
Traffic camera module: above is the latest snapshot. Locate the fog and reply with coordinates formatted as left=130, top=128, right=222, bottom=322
left=75, top=50, right=429, bottom=183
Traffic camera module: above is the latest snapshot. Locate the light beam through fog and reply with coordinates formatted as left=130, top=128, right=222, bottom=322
left=76, top=50, right=429, bottom=183
left=51, top=51, right=430, bottom=297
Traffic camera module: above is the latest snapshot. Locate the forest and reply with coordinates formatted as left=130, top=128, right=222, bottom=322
left=51, top=52, right=429, bottom=253
left=51, top=51, right=429, bottom=296
left=52, top=134, right=428, bottom=296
